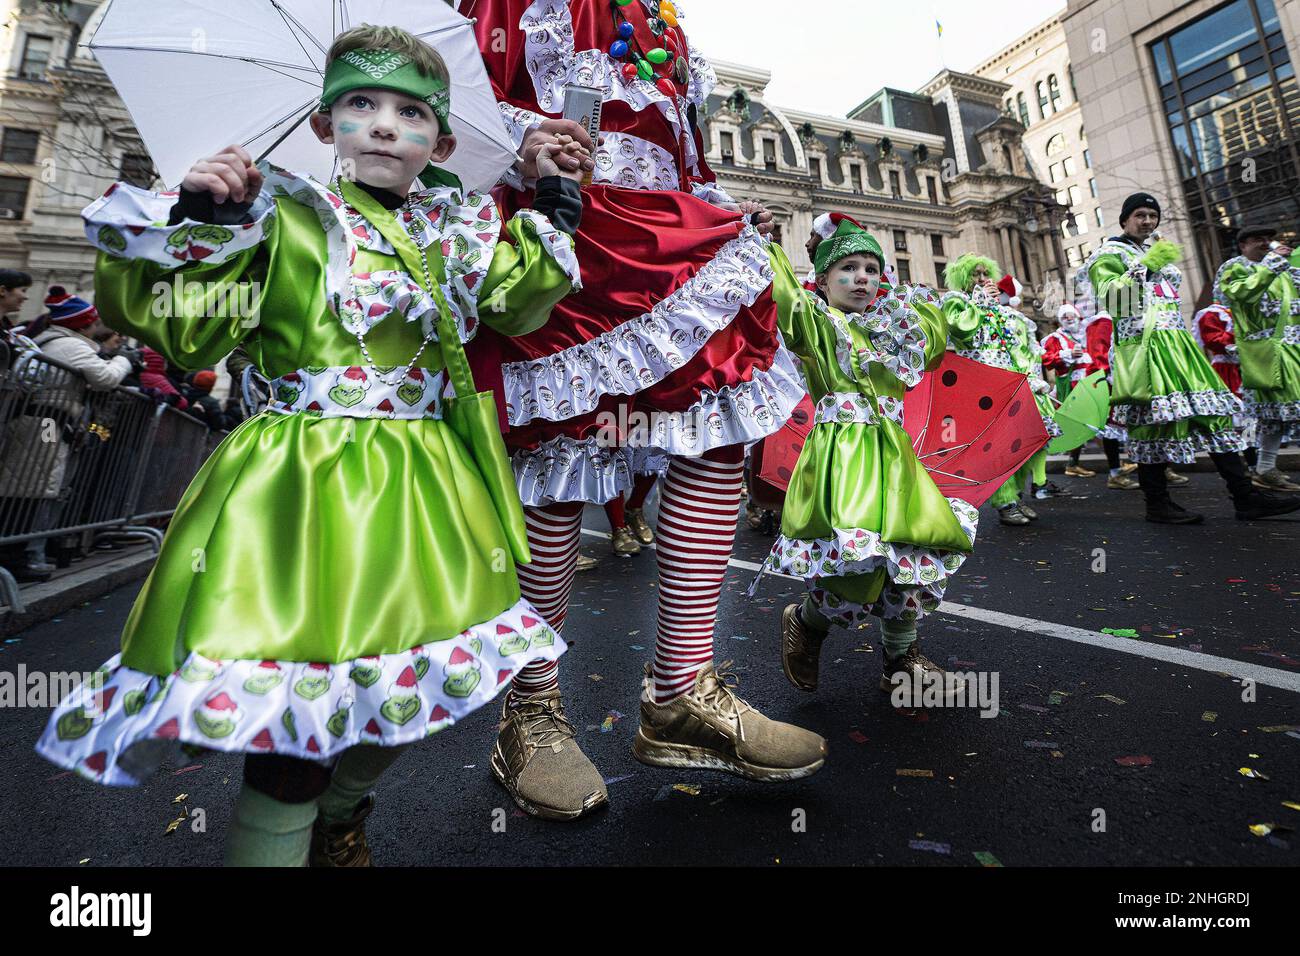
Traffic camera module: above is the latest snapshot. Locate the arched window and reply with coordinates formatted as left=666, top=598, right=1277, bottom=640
left=1046, top=134, right=1066, bottom=157
left=1048, top=74, right=1062, bottom=113
left=1016, top=92, right=1030, bottom=127
left=1036, top=81, right=1048, bottom=119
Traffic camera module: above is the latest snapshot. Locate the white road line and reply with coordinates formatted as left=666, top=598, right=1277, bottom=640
left=579, top=527, right=1300, bottom=694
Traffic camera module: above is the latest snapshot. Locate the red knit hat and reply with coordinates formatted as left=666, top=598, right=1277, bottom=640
left=44, top=286, right=98, bottom=330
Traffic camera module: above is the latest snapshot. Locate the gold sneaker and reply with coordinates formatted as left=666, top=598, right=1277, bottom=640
left=1253, top=468, right=1300, bottom=492
left=1107, top=473, right=1140, bottom=490
left=781, top=603, right=826, bottom=692
left=491, top=689, right=608, bottom=821
left=611, top=526, right=642, bottom=555
left=626, top=507, right=655, bottom=545
left=1164, top=467, right=1190, bottom=486
left=575, top=552, right=598, bottom=572
left=1063, top=464, right=1096, bottom=477
left=880, top=644, right=969, bottom=705
left=1119, top=463, right=1139, bottom=475
left=633, top=662, right=826, bottom=781
left=309, top=794, right=373, bottom=867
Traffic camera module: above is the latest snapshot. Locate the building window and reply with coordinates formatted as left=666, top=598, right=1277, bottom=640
left=809, top=156, right=822, bottom=181
left=1062, top=217, right=1077, bottom=239
left=1066, top=246, right=1081, bottom=267
left=762, top=138, right=777, bottom=172
left=934, top=261, right=946, bottom=285
left=851, top=163, right=864, bottom=192
left=118, top=153, right=156, bottom=189
left=771, top=223, right=783, bottom=245
left=1068, top=65, right=1078, bottom=102
left=719, top=131, right=734, bottom=164
left=1049, top=163, right=1061, bottom=183
left=927, top=176, right=938, bottom=204
left=896, top=258, right=911, bottom=284
left=1076, top=216, right=1089, bottom=235
left=1088, top=178, right=1098, bottom=198
left=888, top=169, right=901, bottom=198
left=1004, top=98, right=1014, bottom=117
left=1002, top=145, right=1014, bottom=173
left=1150, top=0, right=1300, bottom=266
left=1095, top=207, right=1105, bottom=228
left=1048, top=74, right=1063, bottom=113
left=1055, top=188, right=1069, bottom=206
left=930, top=234, right=944, bottom=256
left=0, top=176, right=31, bottom=218
left=893, top=229, right=908, bottom=252
left=1068, top=184, right=1082, bottom=206
left=18, top=34, right=54, bottom=80
left=1036, top=81, right=1048, bottom=119
left=1016, top=93, right=1030, bottom=127
left=1082, top=148, right=1091, bottom=169
left=1080, top=242, right=1092, bottom=258
left=1046, top=134, right=1066, bottom=157
left=0, top=128, right=40, bottom=165
left=1062, top=156, right=1077, bottom=177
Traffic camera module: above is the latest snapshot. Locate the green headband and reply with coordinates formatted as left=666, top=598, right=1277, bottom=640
left=814, top=222, right=885, bottom=275
left=320, top=48, right=452, bottom=135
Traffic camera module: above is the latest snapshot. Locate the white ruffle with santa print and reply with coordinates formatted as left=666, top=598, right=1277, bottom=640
left=758, top=497, right=979, bottom=625
left=36, top=599, right=565, bottom=786
left=81, top=165, right=580, bottom=350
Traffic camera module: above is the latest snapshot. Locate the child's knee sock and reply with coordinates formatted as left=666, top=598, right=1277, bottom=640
left=881, top=617, right=917, bottom=660
left=317, top=744, right=409, bottom=825
left=1257, top=425, right=1281, bottom=473
left=225, top=784, right=318, bottom=867
left=799, top=593, right=831, bottom=632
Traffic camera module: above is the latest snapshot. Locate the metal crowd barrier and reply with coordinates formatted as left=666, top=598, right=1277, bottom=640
left=0, top=345, right=228, bottom=614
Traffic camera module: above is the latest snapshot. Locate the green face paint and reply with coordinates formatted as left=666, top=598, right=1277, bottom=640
left=337, top=121, right=361, bottom=135
left=402, top=131, right=431, bottom=147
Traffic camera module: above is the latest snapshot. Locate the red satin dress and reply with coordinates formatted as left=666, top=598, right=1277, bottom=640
left=463, top=0, right=803, bottom=506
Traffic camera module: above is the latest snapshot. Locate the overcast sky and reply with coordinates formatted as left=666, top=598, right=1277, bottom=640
left=683, top=0, right=1067, bottom=116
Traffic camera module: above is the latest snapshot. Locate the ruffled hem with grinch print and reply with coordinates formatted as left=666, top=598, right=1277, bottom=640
left=1124, top=419, right=1247, bottom=464
left=36, top=598, right=563, bottom=786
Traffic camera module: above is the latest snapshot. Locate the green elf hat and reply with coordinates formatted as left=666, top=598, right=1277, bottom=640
left=812, top=212, right=886, bottom=275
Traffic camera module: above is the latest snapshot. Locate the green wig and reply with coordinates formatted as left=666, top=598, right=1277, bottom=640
left=944, top=254, right=1002, bottom=292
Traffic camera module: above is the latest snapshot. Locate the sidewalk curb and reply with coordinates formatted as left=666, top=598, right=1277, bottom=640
left=0, top=549, right=156, bottom=638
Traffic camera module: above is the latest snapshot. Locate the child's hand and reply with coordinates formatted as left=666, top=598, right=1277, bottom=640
left=538, top=141, right=590, bottom=183
left=739, top=200, right=774, bottom=236
left=180, top=144, right=263, bottom=205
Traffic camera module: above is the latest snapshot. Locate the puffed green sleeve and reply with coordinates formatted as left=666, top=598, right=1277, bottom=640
left=477, top=210, right=580, bottom=337
left=1087, top=252, right=1134, bottom=307
left=767, top=241, right=825, bottom=360
left=83, top=182, right=275, bottom=371
left=1217, top=256, right=1287, bottom=309
left=940, top=291, right=982, bottom=348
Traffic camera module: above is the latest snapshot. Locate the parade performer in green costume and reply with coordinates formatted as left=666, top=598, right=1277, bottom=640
left=36, top=24, right=591, bottom=866
left=941, top=256, right=1060, bottom=526
left=1083, top=193, right=1300, bottom=523
left=1213, top=223, right=1300, bottom=491
left=759, top=214, right=978, bottom=700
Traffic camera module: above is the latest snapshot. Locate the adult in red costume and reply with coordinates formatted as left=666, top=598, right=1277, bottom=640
left=463, top=0, right=825, bottom=821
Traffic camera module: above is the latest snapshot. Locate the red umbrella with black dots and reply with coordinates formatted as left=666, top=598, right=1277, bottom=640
left=902, top=353, right=1050, bottom=508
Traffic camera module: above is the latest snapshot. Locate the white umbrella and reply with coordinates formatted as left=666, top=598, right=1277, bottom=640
left=88, top=0, right=516, bottom=193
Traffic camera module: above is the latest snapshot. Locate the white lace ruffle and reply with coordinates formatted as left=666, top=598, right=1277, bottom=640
left=502, top=225, right=773, bottom=426
left=1111, top=388, right=1243, bottom=426
left=1127, top=428, right=1247, bottom=464
left=512, top=433, right=635, bottom=507
left=824, top=285, right=932, bottom=389
left=35, top=598, right=564, bottom=786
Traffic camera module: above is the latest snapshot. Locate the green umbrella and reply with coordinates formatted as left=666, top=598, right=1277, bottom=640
left=1047, top=371, right=1110, bottom=454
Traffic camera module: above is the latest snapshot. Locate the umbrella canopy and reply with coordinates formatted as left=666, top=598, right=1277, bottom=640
left=1047, top=370, right=1110, bottom=454
left=88, top=0, right=517, bottom=193
left=903, top=353, right=1050, bottom=508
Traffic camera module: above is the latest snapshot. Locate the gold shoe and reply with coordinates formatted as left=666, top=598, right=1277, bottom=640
left=491, top=689, right=608, bottom=821
left=309, top=794, right=373, bottom=867
left=781, top=603, right=825, bottom=693
left=575, top=552, right=598, bottom=572
left=1164, top=467, right=1190, bottom=486
left=1254, top=468, right=1300, bottom=492
left=633, top=662, right=827, bottom=781
left=1107, top=474, right=1140, bottom=490
left=1063, top=464, right=1096, bottom=477
left=611, top=526, right=642, bottom=555
left=879, top=644, right=969, bottom=705
left=626, top=507, right=655, bottom=545
left=1120, top=463, right=1139, bottom=475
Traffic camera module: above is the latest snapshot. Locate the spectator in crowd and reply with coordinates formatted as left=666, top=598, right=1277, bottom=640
left=136, top=346, right=188, bottom=409
left=181, top=369, right=231, bottom=431
left=1, top=270, right=41, bottom=358
left=33, top=288, right=141, bottom=388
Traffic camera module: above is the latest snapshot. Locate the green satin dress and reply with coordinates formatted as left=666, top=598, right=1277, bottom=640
left=37, top=166, right=581, bottom=785
left=941, top=291, right=1059, bottom=506
left=1213, top=253, right=1300, bottom=430
left=1086, top=238, right=1243, bottom=463
left=752, top=246, right=978, bottom=626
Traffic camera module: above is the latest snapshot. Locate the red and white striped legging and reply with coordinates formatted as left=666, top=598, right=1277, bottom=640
left=511, top=445, right=744, bottom=705
left=651, top=445, right=745, bottom=703
left=511, top=501, right=584, bottom=696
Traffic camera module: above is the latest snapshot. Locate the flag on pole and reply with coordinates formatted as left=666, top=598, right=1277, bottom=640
left=936, top=19, right=943, bottom=37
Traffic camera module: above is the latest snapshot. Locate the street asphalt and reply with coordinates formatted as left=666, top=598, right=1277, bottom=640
left=1, top=470, right=1297, bottom=867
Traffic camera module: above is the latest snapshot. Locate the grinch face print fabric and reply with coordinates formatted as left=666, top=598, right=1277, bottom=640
left=266, top=365, right=445, bottom=419
left=35, top=599, right=564, bottom=786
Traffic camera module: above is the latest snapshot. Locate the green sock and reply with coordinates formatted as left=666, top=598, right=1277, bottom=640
left=316, top=744, right=408, bottom=825
left=799, top=594, right=831, bottom=633
left=224, top=784, right=318, bottom=868
left=881, top=617, right=917, bottom=661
